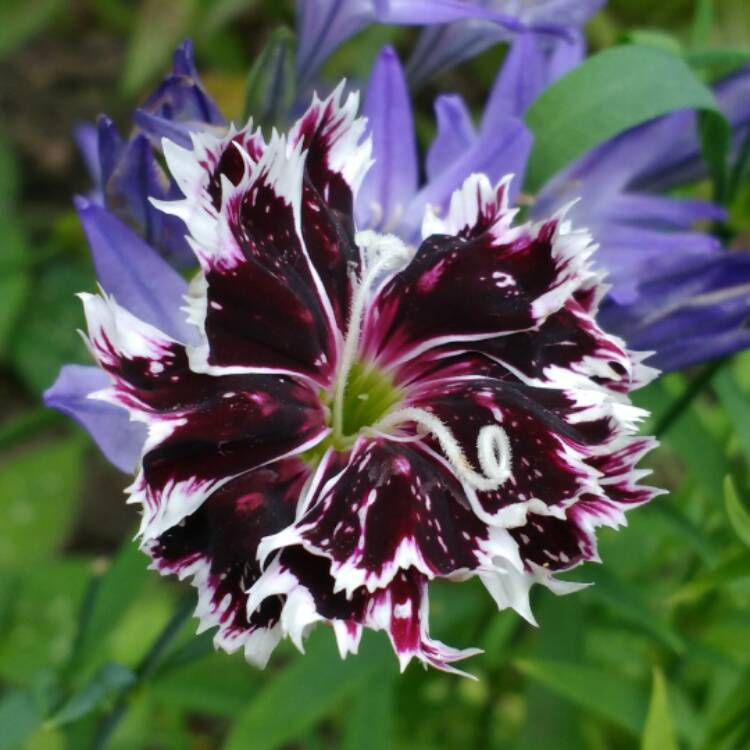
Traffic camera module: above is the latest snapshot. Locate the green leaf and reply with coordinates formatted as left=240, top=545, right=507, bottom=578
left=0, top=271, right=30, bottom=356
left=724, top=476, right=750, bottom=548
left=519, top=596, right=586, bottom=749
left=70, top=540, right=153, bottom=673
left=524, top=44, right=729, bottom=192
left=514, top=659, right=646, bottom=736
left=0, top=0, right=62, bottom=58
left=51, top=663, right=135, bottom=726
left=698, top=107, right=731, bottom=202
left=149, top=652, right=260, bottom=716
left=0, top=408, right=62, bottom=454
left=0, top=561, right=90, bottom=682
left=0, top=436, right=84, bottom=567
left=649, top=500, right=719, bottom=566
left=642, top=669, right=677, bottom=750
left=201, top=0, right=259, bottom=34
left=223, top=630, right=391, bottom=750
left=704, top=664, right=750, bottom=748
left=0, top=132, right=19, bottom=215
left=582, top=566, right=684, bottom=653
left=122, top=0, right=197, bottom=97
left=625, top=30, right=683, bottom=56
left=0, top=689, right=44, bottom=750
left=690, top=0, right=713, bottom=48
left=9, top=260, right=92, bottom=394
left=343, top=668, right=394, bottom=750
left=243, top=27, right=296, bottom=130
left=714, top=368, right=750, bottom=465
left=153, top=630, right=215, bottom=674
left=0, top=217, right=32, bottom=357
left=688, top=48, right=750, bottom=79
left=639, top=376, right=727, bottom=500
left=478, top=609, right=517, bottom=666
left=668, top=550, right=750, bottom=604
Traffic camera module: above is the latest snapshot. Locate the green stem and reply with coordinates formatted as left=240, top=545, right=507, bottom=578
left=654, top=358, right=726, bottom=438
left=91, top=596, right=194, bottom=750
left=63, top=575, right=102, bottom=683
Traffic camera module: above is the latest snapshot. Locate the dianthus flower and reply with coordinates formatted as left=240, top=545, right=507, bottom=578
left=73, top=85, right=658, bottom=673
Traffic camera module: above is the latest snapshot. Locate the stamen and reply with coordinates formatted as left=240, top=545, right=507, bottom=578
left=370, top=406, right=513, bottom=492
left=331, top=230, right=410, bottom=443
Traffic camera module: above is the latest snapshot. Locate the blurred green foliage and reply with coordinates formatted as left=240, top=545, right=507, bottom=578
left=0, top=1, right=750, bottom=749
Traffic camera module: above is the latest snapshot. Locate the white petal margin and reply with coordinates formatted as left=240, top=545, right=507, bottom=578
left=157, top=129, right=305, bottom=274
left=423, top=174, right=600, bottom=327
left=289, top=81, right=373, bottom=199
left=79, top=290, right=181, bottom=394
left=421, top=172, right=516, bottom=240
left=145, top=552, right=283, bottom=669
left=477, top=527, right=589, bottom=627
left=246, top=554, right=483, bottom=678
left=158, top=121, right=263, bottom=246
left=364, top=576, right=483, bottom=679
left=79, top=291, right=235, bottom=541
left=245, top=555, right=323, bottom=654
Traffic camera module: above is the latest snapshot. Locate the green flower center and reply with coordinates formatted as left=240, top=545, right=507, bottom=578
left=334, top=360, right=403, bottom=446
left=303, top=230, right=409, bottom=465
left=302, top=360, right=404, bottom=465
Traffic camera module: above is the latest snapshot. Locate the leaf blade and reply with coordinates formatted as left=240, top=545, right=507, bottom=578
left=724, top=476, right=750, bottom=548
left=223, top=631, right=391, bottom=750
left=524, top=44, right=728, bottom=192
left=642, top=669, right=678, bottom=750
left=514, top=658, right=646, bottom=736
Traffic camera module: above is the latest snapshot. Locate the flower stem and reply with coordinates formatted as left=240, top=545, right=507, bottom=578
left=91, top=596, right=194, bottom=750
left=654, top=358, right=726, bottom=438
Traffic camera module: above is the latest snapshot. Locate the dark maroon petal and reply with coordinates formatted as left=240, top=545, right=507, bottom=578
left=407, top=377, right=607, bottom=522
left=198, top=260, right=337, bottom=385
left=396, top=301, right=643, bottom=395
left=163, top=125, right=264, bottom=212
left=158, top=130, right=341, bottom=385
left=585, top=437, right=662, bottom=507
left=470, top=302, right=636, bottom=391
left=299, top=175, right=359, bottom=332
left=261, top=438, right=487, bottom=595
left=132, top=372, right=326, bottom=538
left=192, top=135, right=340, bottom=384
left=291, top=87, right=370, bottom=331
left=392, top=348, right=509, bottom=389
left=586, top=436, right=654, bottom=483
left=246, top=545, right=367, bottom=655
left=365, top=568, right=481, bottom=675
left=572, top=274, right=605, bottom=314
left=280, top=546, right=369, bottom=622
left=81, top=291, right=206, bottom=413
left=291, top=85, right=370, bottom=217
left=81, top=293, right=328, bottom=538
left=248, top=549, right=480, bottom=674
left=362, top=175, right=595, bottom=368
left=509, top=509, right=597, bottom=571
left=204, top=131, right=265, bottom=211
left=147, top=458, right=309, bottom=666
left=508, top=477, right=660, bottom=576
left=156, top=381, right=327, bottom=477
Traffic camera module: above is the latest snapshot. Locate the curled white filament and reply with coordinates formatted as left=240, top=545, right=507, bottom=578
left=372, top=406, right=513, bottom=492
